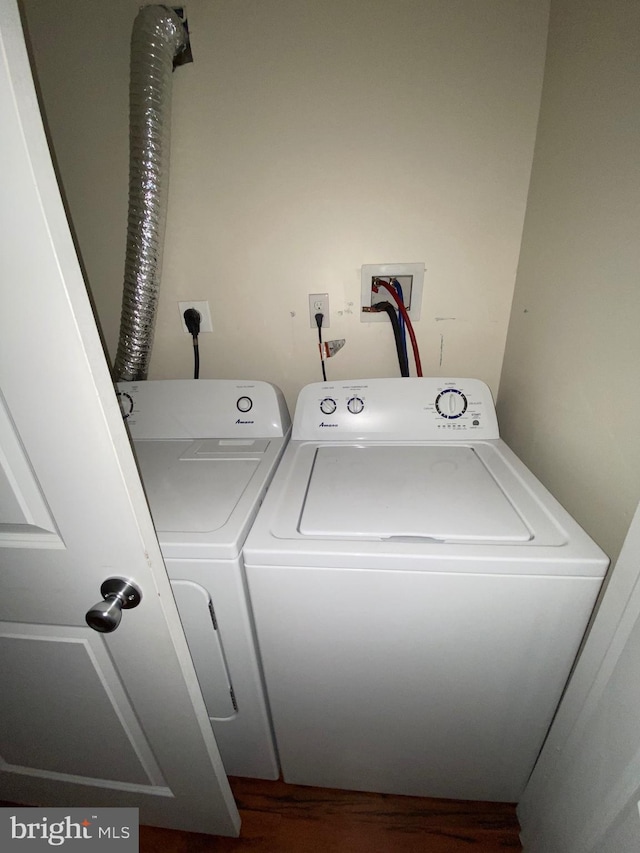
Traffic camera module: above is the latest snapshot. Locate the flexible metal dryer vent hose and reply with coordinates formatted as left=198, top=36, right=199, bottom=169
left=114, top=5, right=188, bottom=382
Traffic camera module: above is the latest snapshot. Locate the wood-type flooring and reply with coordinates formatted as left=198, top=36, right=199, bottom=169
left=139, top=776, right=523, bottom=852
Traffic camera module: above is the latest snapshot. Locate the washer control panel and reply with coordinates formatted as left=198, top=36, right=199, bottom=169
left=293, top=377, right=499, bottom=441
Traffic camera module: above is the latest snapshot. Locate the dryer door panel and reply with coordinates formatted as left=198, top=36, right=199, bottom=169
left=171, top=580, right=236, bottom=719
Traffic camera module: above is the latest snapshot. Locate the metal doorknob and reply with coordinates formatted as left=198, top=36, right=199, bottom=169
left=86, top=577, right=142, bottom=633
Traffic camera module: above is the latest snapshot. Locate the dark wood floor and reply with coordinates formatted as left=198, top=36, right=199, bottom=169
left=140, top=777, right=523, bottom=852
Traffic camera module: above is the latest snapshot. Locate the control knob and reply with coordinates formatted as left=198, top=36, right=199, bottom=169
left=320, top=397, right=337, bottom=415
left=347, top=396, right=364, bottom=414
left=435, top=388, right=468, bottom=419
left=117, top=391, right=134, bottom=419
left=237, top=396, right=253, bottom=413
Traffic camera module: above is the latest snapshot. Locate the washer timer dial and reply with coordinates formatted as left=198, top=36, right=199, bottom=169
left=435, top=388, right=468, bottom=419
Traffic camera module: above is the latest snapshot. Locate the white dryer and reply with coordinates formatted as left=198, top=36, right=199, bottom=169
left=243, top=377, right=609, bottom=801
left=117, top=379, right=290, bottom=779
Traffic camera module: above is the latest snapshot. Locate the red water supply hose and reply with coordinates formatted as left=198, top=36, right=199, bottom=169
left=374, top=280, right=423, bottom=377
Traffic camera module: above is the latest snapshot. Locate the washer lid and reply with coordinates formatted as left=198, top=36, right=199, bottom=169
left=299, top=445, right=531, bottom=542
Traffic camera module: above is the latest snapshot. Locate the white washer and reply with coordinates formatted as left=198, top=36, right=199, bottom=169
left=243, top=377, right=609, bottom=801
left=117, top=379, right=290, bottom=779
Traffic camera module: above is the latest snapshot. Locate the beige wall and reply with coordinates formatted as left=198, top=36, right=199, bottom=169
left=21, top=0, right=548, bottom=412
left=20, top=0, right=137, bottom=350
left=498, top=0, right=640, bottom=562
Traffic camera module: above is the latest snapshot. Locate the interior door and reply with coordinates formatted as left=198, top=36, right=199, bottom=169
left=0, top=0, right=239, bottom=836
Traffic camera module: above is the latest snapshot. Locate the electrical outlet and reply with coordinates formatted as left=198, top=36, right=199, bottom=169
left=360, top=263, right=424, bottom=322
left=309, top=293, right=330, bottom=328
left=178, top=301, right=213, bottom=333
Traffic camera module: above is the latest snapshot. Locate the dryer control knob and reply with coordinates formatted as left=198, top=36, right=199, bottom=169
left=347, top=396, right=365, bottom=414
left=320, top=397, right=337, bottom=415
left=117, top=391, right=134, bottom=419
left=237, top=396, right=253, bottom=413
left=435, top=388, right=468, bottom=419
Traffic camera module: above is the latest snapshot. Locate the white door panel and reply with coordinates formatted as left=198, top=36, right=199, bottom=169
left=0, top=390, right=60, bottom=544
left=0, top=624, right=166, bottom=787
left=0, top=0, right=239, bottom=836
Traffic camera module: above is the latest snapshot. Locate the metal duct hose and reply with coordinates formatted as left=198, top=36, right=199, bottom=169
left=114, top=5, right=188, bottom=382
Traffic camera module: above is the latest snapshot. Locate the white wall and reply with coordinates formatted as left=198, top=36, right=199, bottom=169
left=519, top=503, right=640, bottom=852
left=503, top=3, right=640, bottom=841
left=497, top=0, right=640, bottom=562
left=21, top=0, right=549, bottom=413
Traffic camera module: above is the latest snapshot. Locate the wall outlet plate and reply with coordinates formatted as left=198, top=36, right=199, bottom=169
left=309, top=293, right=330, bottom=328
left=178, top=301, right=213, bottom=333
left=360, top=263, right=424, bottom=322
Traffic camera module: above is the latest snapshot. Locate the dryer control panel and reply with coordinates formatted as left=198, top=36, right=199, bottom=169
left=117, top=379, right=291, bottom=439
left=292, top=378, right=499, bottom=441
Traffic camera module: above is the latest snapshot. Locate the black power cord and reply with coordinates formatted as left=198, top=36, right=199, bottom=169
left=183, top=308, right=201, bottom=379
left=374, top=301, right=409, bottom=377
left=315, top=312, right=327, bottom=382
